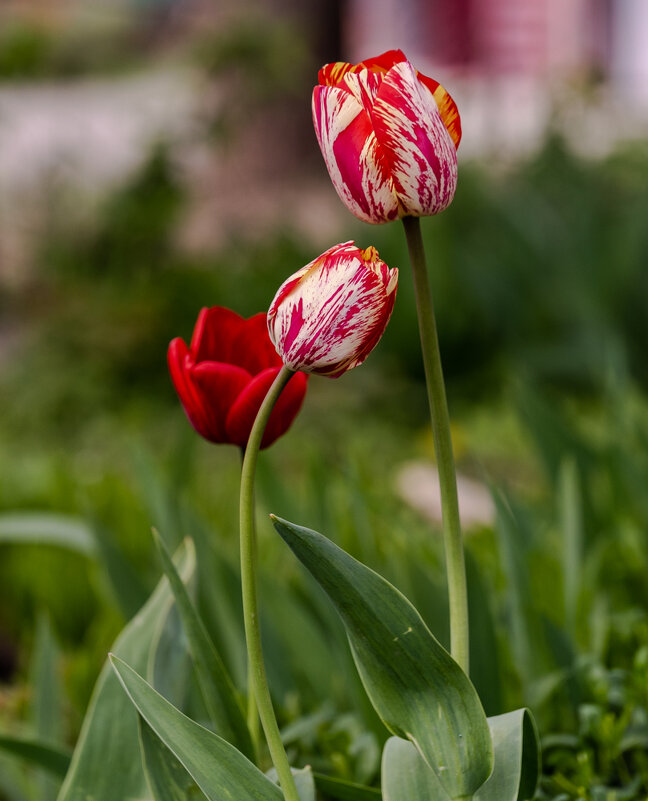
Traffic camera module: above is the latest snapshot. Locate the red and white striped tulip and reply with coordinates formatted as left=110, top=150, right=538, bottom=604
left=312, top=49, right=461, bottom=224
left=267, top=241, right=398, bottom=378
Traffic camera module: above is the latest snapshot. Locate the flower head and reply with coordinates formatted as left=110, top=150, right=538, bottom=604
left=168, top=307, right=307, bottom=449
left=267, top=241, right=397, bottom=378
left=312, top=49, right=461, bottom=224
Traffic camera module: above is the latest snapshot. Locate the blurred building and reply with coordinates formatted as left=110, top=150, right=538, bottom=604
left=346, top=0, right=648, bottom=154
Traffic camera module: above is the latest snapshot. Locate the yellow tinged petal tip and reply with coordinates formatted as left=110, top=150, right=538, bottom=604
left=361, top=246, right=380, bottom=262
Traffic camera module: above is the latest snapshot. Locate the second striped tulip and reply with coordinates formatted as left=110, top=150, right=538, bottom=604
left=312, top=49, right=461, bottom=224
left=268, top=242, right=397, bottom=378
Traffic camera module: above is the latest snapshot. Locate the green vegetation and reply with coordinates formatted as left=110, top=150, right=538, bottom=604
left=1, top=119, right=648, bottom=799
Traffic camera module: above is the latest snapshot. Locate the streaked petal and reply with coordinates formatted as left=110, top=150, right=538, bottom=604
left=225, top=368, right=308, bottom=449
left=268, top=243, right=397, bottom=377
left=359, top=49, right=407, bottom=73
left=417, top=73, right=462, bottom=148
left=312, top=86, right=399, bottom=224
left=370, top=61, right=458, bottom=216
left=318, top=50, right=407, bottom=87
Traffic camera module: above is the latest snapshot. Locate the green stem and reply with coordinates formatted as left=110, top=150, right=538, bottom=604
left=240, top=365, right=301, bottom=801
left=402, top=215, right=469, bottom=676
left=240, top=447, right=262, bottom=761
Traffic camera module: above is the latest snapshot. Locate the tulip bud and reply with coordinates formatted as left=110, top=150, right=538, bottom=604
left=168, top=307, right=308, bottom=449
left=312, top=49, right=461, bottom=224
left=267, top=241, right=397, bottom=378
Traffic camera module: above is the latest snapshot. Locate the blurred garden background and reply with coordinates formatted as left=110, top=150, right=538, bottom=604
left=1, top=1, right=648, bottom=799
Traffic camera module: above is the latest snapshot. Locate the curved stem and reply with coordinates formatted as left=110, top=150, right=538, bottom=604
left=240, top=365, right=301, bottom=801
left=402, top=215, right=470, bottom=675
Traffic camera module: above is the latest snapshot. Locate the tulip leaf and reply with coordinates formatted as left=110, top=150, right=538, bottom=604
left=382, top=736, right=449, bottom=801
left=152, top=529, right=253, bottom=759
left=475, top=709, right=540, bottom=801
left=0, top=735, right=72, bottom=779
left=110, top=655, right=283, bottom=801
left=57, top=541, right=195, bottom=801
left=139, top=716, right=208, bottom=801
left=271, top=516, right=493, bottom=800
left=266, top=766, right=315, bottom=801
left=382, top=709, right=540, bottom=801
left=0, top=513, right=95, bottom=555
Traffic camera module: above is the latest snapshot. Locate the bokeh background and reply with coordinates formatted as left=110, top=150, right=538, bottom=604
left=1, top=1, right=648, bottom=799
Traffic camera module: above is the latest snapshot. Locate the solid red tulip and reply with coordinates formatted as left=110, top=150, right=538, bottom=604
left=168, top=307, right=308, bottom=449
left=312, top=49, right=461, bottom=224
left=267, top=241, right=397, bottom=378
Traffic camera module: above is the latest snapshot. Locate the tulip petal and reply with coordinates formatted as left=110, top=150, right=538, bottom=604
left=191, top=361, right=251, bottom=443
left=417, top=73, right=462, bottom=149
left=191, top=306, right=247, bottom=365
left=268, top=243, right=397, bottom=377
left=225, top=368, right=308, bottom=449
left=318, top=50, right=407, bottom=87
left=370, top=61, right=458, bottom=217
left=231, top=313, right=282, bottom=375
left=312, top=85, right=400, bottom=224
left=168, top=338, right=215, bottom=442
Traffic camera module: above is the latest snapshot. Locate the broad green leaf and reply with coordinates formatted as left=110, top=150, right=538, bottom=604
left=267, top=766, right=315, bottom=801
left=312, top=773, right=382, bottom=801
left=152, top=530, right=253, bottom=759
left=0, top=736, right=71, bottom=779
left=475, top=710, right=540, bottom=801
left=57, top=542, right=195, bottom=801
left=30, top=613, right=62, bottom=745
left=382, top=709, right=540, bottom=801
left=382, top=736, right=449, bottom=801
left=139, top=716, right=208, bottom=801
left=110, top=655, right=282, bottom=801
left=0, top=513, right=95, bottom=555
left=271, top=517, right=493, bottom=800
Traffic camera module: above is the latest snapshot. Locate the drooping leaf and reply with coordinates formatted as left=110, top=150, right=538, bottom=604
left=0, top=736, right=71, bottom=779
left=139, top=716, right=208, bottom=801
left=152, top=530, right=253, bottom=758
left=382, top=709, right=540, bottom=801
left=110, top=655, right=282, bottom=801
left=312, top=772, right=382, bottom=801
left=0, top=513, right=95, bottom=555
left=271, top=516, right=493, bottom=800
left=57, top=542, right=195, bottom=801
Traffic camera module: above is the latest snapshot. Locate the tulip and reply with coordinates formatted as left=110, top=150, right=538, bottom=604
left=267, top=241, right=397, bottom=378
left=312, top=49, right=461, bottom=224
left=168, top=307, right=308, bottom=449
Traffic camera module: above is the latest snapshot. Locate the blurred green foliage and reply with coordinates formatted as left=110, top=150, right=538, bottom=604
left=0, top=17, right=143, bottom=79
left=1, top=116, right=648, bottom=799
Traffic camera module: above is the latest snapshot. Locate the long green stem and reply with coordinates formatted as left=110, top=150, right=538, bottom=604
left=402, top=215, right=470, bottom=675
left=240, top=447, right=261, bottom=759
left=240, top=365, right=301, bottom=801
